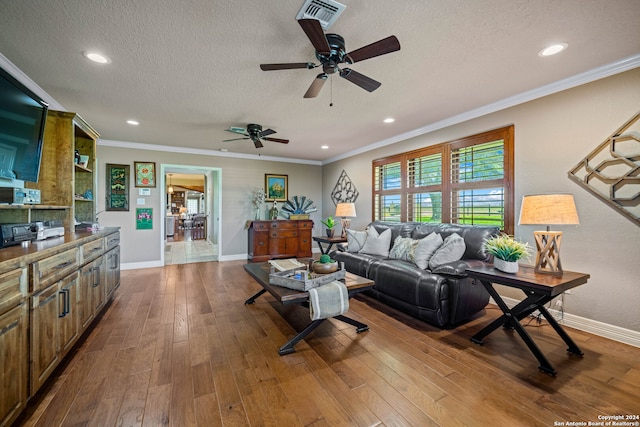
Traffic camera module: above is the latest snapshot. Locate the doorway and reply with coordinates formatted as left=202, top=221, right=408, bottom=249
left=160, top=164, right=221, bottom=265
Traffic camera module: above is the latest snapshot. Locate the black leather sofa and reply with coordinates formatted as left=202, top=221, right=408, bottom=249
left=331, top=221, right=500, bottom=328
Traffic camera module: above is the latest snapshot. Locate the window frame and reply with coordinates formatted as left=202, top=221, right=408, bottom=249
left=372, top=126, right=515, bottom=234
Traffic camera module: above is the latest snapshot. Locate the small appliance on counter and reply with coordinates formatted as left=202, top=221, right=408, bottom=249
left=0, top=187, right=41, bottom=204
left=34, top=220, right=65, bottom=241
left=0, top=223, right=38, bottom=248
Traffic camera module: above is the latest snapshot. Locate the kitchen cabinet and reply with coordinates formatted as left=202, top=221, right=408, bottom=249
left=0, top=268, right=28, bottom=427
left=0, top=228, right=120, bottom=424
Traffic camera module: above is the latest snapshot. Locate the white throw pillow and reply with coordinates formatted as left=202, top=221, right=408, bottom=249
left=428, top=233, right=466, bottom=269
left=414, top=232, right=444, bottom=269
left=346, top=229, right=368, bottom=252
left=359, top=227, right=392, bottom=257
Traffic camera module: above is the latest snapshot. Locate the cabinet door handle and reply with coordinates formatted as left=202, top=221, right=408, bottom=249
left=54, top=261, right=73, bottom=270
left=59, top=289, right=68, bottom=318
left=0, top=318, right=19, bottom=336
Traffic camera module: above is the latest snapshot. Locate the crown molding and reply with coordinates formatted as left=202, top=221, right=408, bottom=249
left=98, top=139, right=322, bottom=165
left=0, top=52, right=66, bottom=110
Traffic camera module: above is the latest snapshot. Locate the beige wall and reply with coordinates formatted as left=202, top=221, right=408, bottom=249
left=95, top=147, right=323, bottom=263
left=322, top=68, right=640, bottom=332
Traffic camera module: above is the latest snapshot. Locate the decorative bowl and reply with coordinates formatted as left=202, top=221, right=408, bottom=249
left=311, top=261, right=338, bottom=274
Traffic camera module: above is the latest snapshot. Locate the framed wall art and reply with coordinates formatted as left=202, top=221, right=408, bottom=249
left=134, top=161, right=156, bottom=187
left=265, top=174, right=288, bottom=202
left=136, top=208, right=153, bottom=230
left=106, top=163, right=130, bottom=211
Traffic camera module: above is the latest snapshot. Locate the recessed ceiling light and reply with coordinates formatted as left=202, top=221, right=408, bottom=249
left=538, top=43, right=568, bottom=57
left=83, top=51, right=111, bottom=64
left=383, top=117, right=395, bottom=123
left=126, top=120, right=139, bottom=125
left=321, top=145, right=329, bottom=150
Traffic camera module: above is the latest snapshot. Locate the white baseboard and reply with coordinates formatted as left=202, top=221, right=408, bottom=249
left=121, top=260, right=164, bottom=270
left=496, top=296, right=640, bottom=348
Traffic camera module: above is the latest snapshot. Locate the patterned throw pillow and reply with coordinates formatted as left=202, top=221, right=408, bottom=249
left=428, top=233, right=466, bottom=269
left=346, top=229, right=368, bottom=252
left=414, top=232, right=444, bottom=269
left=389, top=236, right=420, bottom=263
left=360, top=227, right=392, bottom=257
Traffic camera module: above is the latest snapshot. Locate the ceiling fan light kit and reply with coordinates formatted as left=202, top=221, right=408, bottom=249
left=260, top=18, right=400, bottom=98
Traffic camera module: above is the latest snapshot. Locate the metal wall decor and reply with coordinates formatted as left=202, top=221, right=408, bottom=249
left=568, top=110, right=640, bottom=226
left=331, top=170, right=359, bottom=206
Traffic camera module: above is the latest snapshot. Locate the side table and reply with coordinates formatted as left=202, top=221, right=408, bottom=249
left=466, top=264, right=590, bottom=375
left=312, top=236, right=347, bottom=255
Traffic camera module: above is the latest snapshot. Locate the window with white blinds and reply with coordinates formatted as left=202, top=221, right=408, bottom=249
left=372, top=126, right=514, bottom=233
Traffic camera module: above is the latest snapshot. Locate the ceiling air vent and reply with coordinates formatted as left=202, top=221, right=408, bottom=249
left=296, top=0, right=346, bottom=30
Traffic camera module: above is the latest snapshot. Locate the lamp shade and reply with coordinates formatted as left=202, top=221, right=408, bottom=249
left=335, top=202, right=356, bottom=217
left=518, top=194, right=579, bottom=225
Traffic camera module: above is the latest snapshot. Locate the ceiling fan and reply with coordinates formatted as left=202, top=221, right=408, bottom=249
left=222, top=124, right=289, bottom=148
left=260, top=18, right=400, bottom=98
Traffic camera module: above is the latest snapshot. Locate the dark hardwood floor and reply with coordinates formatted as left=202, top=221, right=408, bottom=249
left=16, top=261, right=640, bottom=426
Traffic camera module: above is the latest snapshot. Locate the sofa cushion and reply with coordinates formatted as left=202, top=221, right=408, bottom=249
left=360, top=227, right=392, bottom=257
left=414, top=232, right=444, bottom=269
left=389, top=236, right=419, bottom=263
left=346, top=229, right=368, bottom=252
left=429, top=233, right=466, bottom=269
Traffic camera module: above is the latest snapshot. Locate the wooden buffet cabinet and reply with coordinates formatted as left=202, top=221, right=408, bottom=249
left=0, top=228, right=120, bottom=426
left=248, top=220, right=313, bottom=262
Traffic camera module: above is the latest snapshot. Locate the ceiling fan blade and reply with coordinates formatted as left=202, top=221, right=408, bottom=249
left=339, top=68, right=381, bottom=92
left=298, top=19, right=330, bottom=54
left=346, top=35, right=401, bottom=63
left=260, top=62, right=315, bottom=71
left=222, top=137, right=250, bottom=142
left=304, top=74, right=328, bottom=98
left=259, top=128, right=276, bottom=137
left=225, top=128, right=247, bottom=135
left=253, top=138, right=264, bottom=149
left=263, top=137, right=289, bottom=144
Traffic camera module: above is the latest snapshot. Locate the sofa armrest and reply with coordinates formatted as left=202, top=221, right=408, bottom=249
left=335, top=242, right=348, bottom=252
left=431, top=260, right=470, bottom=277
left=432, top=259, right=492, bottom=277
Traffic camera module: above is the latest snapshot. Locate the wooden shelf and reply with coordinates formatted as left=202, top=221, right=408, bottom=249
left=74, top=164, right=93, bottom=173
left=0, top=205, right=71, bottom=210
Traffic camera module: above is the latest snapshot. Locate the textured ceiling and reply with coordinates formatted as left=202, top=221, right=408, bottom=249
left=1, top=0, right=639, bottom=163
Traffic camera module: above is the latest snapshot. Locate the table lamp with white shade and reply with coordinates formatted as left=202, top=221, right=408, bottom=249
left=518, top=194, right=579, bottom=275
left=335, top=202, right=356, bottom=238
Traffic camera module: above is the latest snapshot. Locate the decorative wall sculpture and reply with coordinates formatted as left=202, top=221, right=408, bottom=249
left=331, top=170, right=359, bottom=206
left=568, top=110, right=640, bottom=226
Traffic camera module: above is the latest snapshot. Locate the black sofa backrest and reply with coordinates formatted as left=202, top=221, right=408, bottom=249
left=368, top=221, right=500, bottom=261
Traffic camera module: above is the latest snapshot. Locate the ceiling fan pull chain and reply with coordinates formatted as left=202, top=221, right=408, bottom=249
left=330, top=75, right=333, bottom=107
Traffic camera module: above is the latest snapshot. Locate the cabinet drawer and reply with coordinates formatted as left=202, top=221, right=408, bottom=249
left=0, top=268, right=26, bottom=314
left=31, top=248, right=79, bottom=292
left=270, top=230, right=298, bottom=238
left=106, top=232, right=120, bottom=250
left=298, top=220, right=313, bottom=230
left=270, top=221, right=297, bottom=230
left=252, top=222, right=269, bottom=230
left=81, top=238, right=104, bottom=263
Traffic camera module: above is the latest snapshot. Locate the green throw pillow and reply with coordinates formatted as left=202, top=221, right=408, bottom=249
left=389, top=236, right=420, bottom=263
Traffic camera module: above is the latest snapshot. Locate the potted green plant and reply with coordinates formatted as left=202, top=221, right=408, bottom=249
left=321, top=216, right=336, bottom=237
left=483, top=233, right=532, bottom=273
left=311, top=254, right=338, bottom=274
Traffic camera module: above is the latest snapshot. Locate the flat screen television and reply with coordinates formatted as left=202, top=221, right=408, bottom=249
left=0, top=65, right=48, bottom=183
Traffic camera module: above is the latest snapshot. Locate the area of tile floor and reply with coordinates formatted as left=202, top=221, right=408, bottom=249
left=164, top=239, right=217, bottom=265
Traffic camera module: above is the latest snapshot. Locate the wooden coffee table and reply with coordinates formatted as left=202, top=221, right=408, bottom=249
left=243, top=261, right=373, bottom=355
